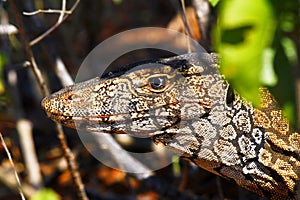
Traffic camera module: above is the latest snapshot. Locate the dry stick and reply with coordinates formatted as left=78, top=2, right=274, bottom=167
left=23, top=9, right=72, bottom=16
left=0, top=132, right=26, bottom=200
left=294, top=24, right=300, bottom=129
left=9, top=1, right=49, bottom=96
left=0, top=166, right=37, bottom=197
left=179, top=0, right=192, bottom=53
left=16, top=119, right=43, bottom=189
left=7, top=70, right=43, bottom=189
left=55, top=124, right=88, bottom=200
left=296, top=79, right=300, bottom=128
left=23, top=0, right=80, bottom=46
left=58, top=0, right=67, bottom=23
left=2, top=7, right=43, bottom=190
left=192, top=0, right=211, bottom=51
left=9, top=1, right=88, bottom=200
left=2, top=11, right=43, bottom=194
left=55, top=57, right=74, bottom=87
left=92, top=132, right=153, bottom=180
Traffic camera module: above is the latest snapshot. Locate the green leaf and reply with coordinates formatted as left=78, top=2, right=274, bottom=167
left=283, top=101, right=295, bottom=128
left=208, top=0, right=220, bottom=7
left=30, top=189, right=60, bottom=200
left=172, top=156, right=181, bottom=177
left=281, top=37, right=297, bottom=65
left=260, top=48, right=277, bottom=86
left=0, top=53, right=7, bottom=95
left=112, top=0, right=122, bottom=5
left=214, top=0, right=275, bottom=106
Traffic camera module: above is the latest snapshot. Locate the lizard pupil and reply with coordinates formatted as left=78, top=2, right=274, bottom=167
left=149, top=76, right=167, bottom=90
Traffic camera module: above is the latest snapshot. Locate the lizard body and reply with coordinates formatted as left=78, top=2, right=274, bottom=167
left=42, top=53, right=300, bottom=199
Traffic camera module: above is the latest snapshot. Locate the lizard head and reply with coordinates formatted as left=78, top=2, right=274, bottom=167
left=42, top=53, right=228, bottom=138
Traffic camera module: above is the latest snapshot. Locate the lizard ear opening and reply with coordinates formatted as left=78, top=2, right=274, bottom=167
left=226, top=86, right=235, bottom=107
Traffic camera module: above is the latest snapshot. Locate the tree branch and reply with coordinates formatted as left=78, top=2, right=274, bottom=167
left=9, top=1, right=88, bottom=199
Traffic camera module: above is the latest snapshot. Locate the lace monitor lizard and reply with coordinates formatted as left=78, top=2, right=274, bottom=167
left=41, top=53, right=300, bottom=199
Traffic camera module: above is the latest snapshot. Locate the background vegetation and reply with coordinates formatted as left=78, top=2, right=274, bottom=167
left=215, top=0, right=299, bottom=128
left=0, top=0, right=299, bottom=199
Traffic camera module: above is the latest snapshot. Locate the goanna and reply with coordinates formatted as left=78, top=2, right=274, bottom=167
left=42, top=53, right=300, bottom=199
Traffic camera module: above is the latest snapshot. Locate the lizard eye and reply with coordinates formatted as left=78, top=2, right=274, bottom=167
left=148, top=75, right=168, bottom=92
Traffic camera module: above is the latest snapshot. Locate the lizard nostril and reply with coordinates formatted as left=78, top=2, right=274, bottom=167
left=66, top=93, right=76, bottom=100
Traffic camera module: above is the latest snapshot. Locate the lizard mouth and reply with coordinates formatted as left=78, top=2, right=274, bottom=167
left=42, top=96, right=124, bottom=124
left=44, top=110, right=75, bottom=124
left=44, top=109, right=130, bottom=128
left=44, top=111, right=120, bottom=123
left=44, top=110, right=167, bottom=137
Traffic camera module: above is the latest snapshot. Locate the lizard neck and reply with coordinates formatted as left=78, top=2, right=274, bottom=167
left=153, top=85, right=300, bottom=199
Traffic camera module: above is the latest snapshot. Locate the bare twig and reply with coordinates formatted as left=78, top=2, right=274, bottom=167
left=26, top=0, right=80, bottom=46
left=9, top=0, right=49, bottom=96
left=55, top=123, right=88, bottom=200
left=0, top=166, right=38, bottom=197
left=192, top=0, right=211, bottom=51
left=0, top=132, right=26, bottom=200
left=293, top=18, right=300, bottom=129
left=55, top=57, right=74, bottom=86
left=6, top=49, right=43, bottom=191
left=7, top=61, right=31, bottom=71
left=93, top=132, right=153, bottom=180
left=58, top=0, right=67, bottom=23
left=9, top=1, right=88, bottom=200
left=23, top=9, right=72, bottom=16
left=296, top=80, right=300, bottom=128
left=180, top=0, right=192, bottom=53
left=0, top=24, right=18, bottom=35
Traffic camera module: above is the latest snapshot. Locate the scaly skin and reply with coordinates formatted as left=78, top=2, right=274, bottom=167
left=41, top=53, right=300, bottom=199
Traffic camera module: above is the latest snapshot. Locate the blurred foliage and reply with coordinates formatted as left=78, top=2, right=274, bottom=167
left=30, top=189, right=60, bottom=200
left=1, top=1, right=298, bottom=199
left=213, top=0, right=299, bottom=127
left=0, top=53, right=6, bottom=95
left=112, top=0, right=123, bottom=5
left=214, top=0, right=274, bottom=106
left=172, top=156, right=181, bottom=177
left=208, top=0, right=220, bottom=7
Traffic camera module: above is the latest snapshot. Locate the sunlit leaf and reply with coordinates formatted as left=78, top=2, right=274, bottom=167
left=270, top=36, right=297, bottom=127
left=112, top=0, right=122, bottom=5
left=30, top=189, right=60, bottom=200
left=0, top=53, right=7, bottom=95
left=280, top=12, right=296, bottom=33
left=208, top=0, right=220, bottom=7
left=281, top=37, right=297, bottom=65
left=260, top=48, right=277, bottom=86
left=172, top=156, right=180, bottom=177
left=283, top=102, right=295, bottom=128
left=214, top=0, right=275, bottom=106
